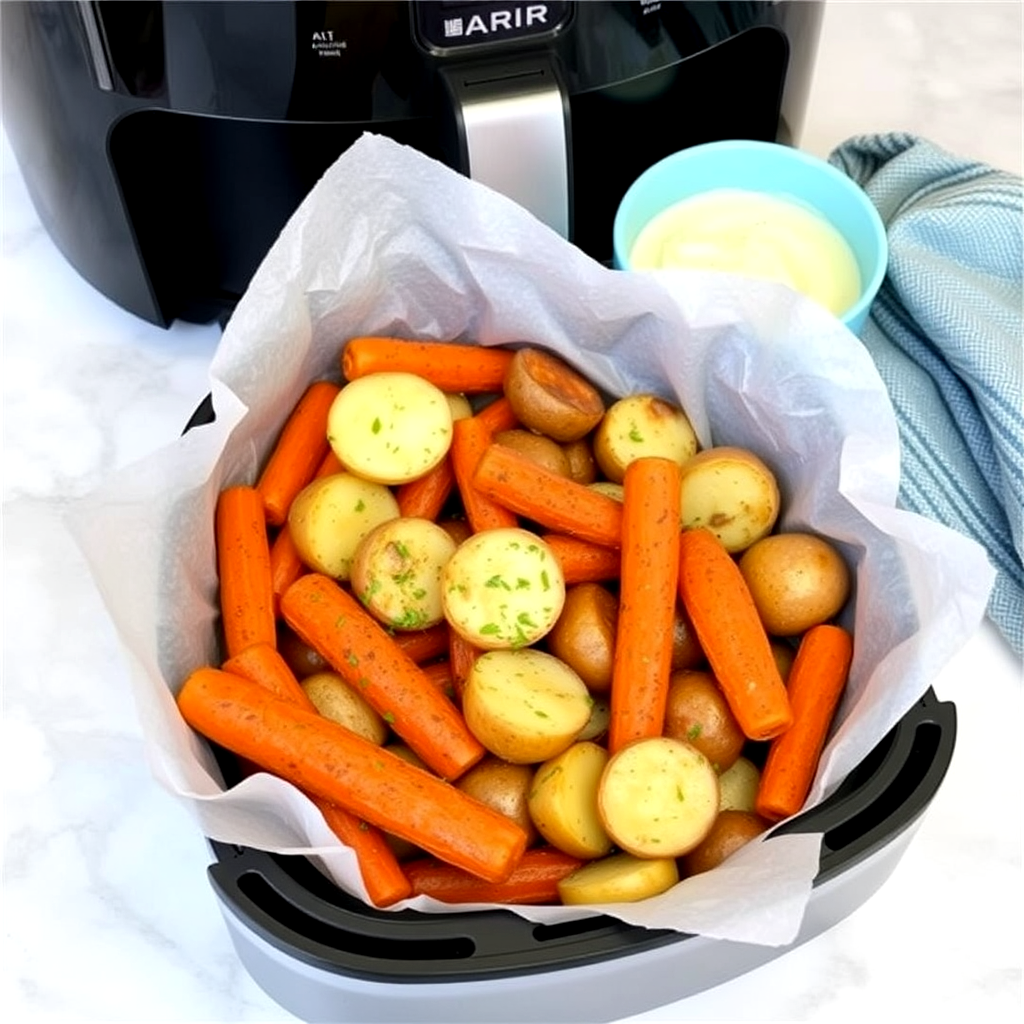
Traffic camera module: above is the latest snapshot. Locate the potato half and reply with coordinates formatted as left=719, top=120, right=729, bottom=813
left=557, top=853, right=679, bottom=905
left=461, top=648, right=592, bottom=764
left=441, top=528, right=565, bottom=650
left=350, top=517, right=457, bottom=630
left=527, top=741, right=613, bottom=859
left=593, top=393, right=699, bottom=483
left=287, top=472, right=399, bottom=580
left=678, top=446, right=780, bottom=553
left=301, top=672, right=389, bottom=745
left=327, top=371, right=453, bottom=485
left=598, top=737, right=720, bottom=858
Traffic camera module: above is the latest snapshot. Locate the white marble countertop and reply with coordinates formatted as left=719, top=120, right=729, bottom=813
left=3, top=3, right=1022, bottom=1021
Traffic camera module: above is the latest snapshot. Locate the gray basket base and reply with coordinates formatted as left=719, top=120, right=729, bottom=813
left=215, top=820, right=920, bottom=1024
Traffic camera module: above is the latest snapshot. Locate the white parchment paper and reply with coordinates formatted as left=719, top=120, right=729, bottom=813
left=69, top=134, right=995, bottom=946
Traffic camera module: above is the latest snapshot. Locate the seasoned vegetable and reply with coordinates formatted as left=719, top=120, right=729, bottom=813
left=558, top=852, right=679, bottom=905
left=593, top=393, right=698, bottom=483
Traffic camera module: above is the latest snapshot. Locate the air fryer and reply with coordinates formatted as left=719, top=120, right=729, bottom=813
left=1, top=1, right=824, bottom=327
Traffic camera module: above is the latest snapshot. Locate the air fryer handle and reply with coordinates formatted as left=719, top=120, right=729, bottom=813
left=439, top=54, right=572, bottom=239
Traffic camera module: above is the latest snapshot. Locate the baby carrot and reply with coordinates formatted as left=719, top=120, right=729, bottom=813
left=216, top=485, right=277, bottom=659
left=341, top=338, right=514, bottom=394
left=404, top=847, right=584, bottom=905
left=392, top=623, right=452, bottom=664
left=256, top=380, right=341, bottom=526
left=472, top=443, right=624, bottom=548
left=450, top=415, right=520, bottom=533
left=541, top=533, right=621, bottom=584
left=419, top=660, right=459, bottom=703
left=222, top=641, right=318, bottom=713
left=677, top=527, right=792, bottom=741
left=755, top=624, right=854, bottom=822
left=448, top=628, right=480, bottom=701
left=280, top=573, right=486, bottom=780
left=473, top=395, right=520, bottom=434
left=608, top=458, right=682, bottom=753
left=176, top=667, right=527, bottom=882
left=313, top=797, right=413, bottom=907
left=396, top=454, right=455, bottom=520
left=267, top=448, right=344, bottom=612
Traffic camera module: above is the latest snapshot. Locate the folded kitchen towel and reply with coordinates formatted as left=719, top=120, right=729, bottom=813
left=829, top=132, right=1023, bottom=657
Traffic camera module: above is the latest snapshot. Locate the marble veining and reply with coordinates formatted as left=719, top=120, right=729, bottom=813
left=3, top=3, right=1021, bottom=1021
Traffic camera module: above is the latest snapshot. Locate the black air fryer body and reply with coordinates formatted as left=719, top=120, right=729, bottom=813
left=2, top=1, right=823, bottom=327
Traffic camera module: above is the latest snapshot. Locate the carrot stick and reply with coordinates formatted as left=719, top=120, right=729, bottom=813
left=222, top=642, right=413, bottom=905
left=256, top=381, right=341, bottom=526
left=448, top=628, right=480, bottom=701
left=222, top=641, right=319, bottom=714
left=176, top=668, right=527, bottom=882
left=280, top=573, right=486, bottom=780
left=268, top=449, right=346, bottom=613
left=420, top=660, right=459, bottom=702
left=755, top=624, right=854, bottom=822
left=450, top=416, right=520, bottom=533
left=216, top=485, right=277, bottom=659
left=313, top=797, right=413, bottom=907
left=396, top=454, right=455, bottom=520
left=472, top=443, right=624, bottom=548
left=542, top=533, right=621, bottom=584
left=677, top=527, right=793, bottom=741
left=341, top=338, right=514, bottom=394
left=473, top=395, right=520, bottom=434
left=608, top=458, right=682, bottom=753
left=404, top=847, right=583, bottom=905
left=391, top=623, right=453, bottom=664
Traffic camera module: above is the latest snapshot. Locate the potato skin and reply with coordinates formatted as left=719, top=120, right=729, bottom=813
left=455, top=757, right=539, bottom=846
left=679, top=810, right=769, bottom=876
left=562, top=437, right=598, bottom=485
left=738, top=532, right=852, bottom=636
left=663, top=669, right=746, bottom=773
left=493, top=429, right=572, bottom=478
left=503, top=347, right=605, bottom=442
left=545, top=583, right=618, bottom=693
left=301, top=672, right=389, bottom=745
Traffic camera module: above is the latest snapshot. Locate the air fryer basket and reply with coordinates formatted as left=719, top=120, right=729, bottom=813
left=205, top=690, right=954, bottom=1002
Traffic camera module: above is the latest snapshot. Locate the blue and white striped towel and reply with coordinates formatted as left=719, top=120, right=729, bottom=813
left=830, top=133, right=1023, bottom=656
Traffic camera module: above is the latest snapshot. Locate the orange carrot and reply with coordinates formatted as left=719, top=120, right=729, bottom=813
left=755, top=624, right=854, bottom=822
left=404, top=847, right=584, bottom=904
left=176, top=668, right=527, bottom=882
left=216, top=485, right=277, bottom=659
left=313, top=797, right=413, bottom=907
left=472, top=443, right=624, bottom=548
left=341, top=337, right=514, bottom=393
left=267, top=448, right=345, bottom=612
left=677, top=527, right=792, bottom=741
left=256, top=381, right=341, bottom=526
left=448, top=628, right=480, bottom=700
left=542, top=533, right=621, bottom=584
left=450, top=416, right=520, bottom=533
left=222, top=641, right=318, bottom=713
left=608, top=458, right=682, bottom=753
left=391, top=623, right=453, bottom=664
left=473, top=395, right=520, bottom=434
left=222, top=643, right=412, bottom=905
left=396, top=454, right=455, bottom=520
left=280, top=573, right=486, bottom=780
left=420, top=659, right=458, bottom=703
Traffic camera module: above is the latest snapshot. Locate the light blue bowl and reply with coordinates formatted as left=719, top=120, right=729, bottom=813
left=612, top=140, right=888, bottom=335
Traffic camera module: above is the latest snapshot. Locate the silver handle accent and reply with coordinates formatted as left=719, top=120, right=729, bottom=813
left=442, top=58, right=571, bottom=238
left=76, top=1, right=114, bottom=92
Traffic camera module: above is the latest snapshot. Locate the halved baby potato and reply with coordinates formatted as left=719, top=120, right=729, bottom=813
left=350, top=517, right=457, bottom=630
left=557, top=852, right=679, bottom=905
left=717, top=756, right=761, bottom=813
left=300, top=671, right=389, bottom=745
left=678, top=446, right=780, bottom=553
left=441, top=528, right=565, bottom=650
left=593, top=393, right=698, bottom=484
left=455, top=756, right=539, bottom=846
left=327, top=371, right=453, bottom=485
left=287, top=472, right=399, bottom=580
left=461, top=648, right=592, bottom=764
left=527, top=741, right=613, bottom=860
left=598, top=736, right=720, bottom=858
